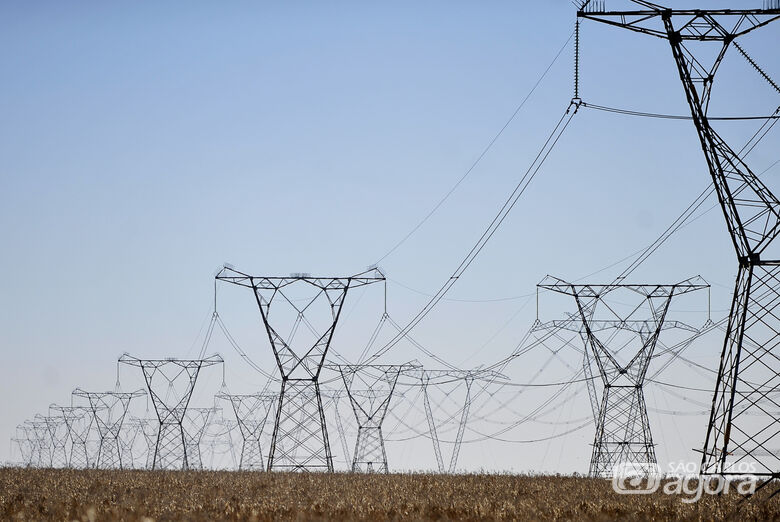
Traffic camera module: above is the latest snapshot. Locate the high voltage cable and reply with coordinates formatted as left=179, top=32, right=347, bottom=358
left=365, top=101, right=581, bottom=364
left=371, top=31, right=575, bottom=266
left=581, top=101, right=780, bottom=121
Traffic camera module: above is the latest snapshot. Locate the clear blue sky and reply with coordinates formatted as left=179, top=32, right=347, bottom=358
left=1, top=0, right=779, bottom=472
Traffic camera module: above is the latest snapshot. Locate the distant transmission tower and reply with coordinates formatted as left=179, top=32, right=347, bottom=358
left=119, top=418, right=148, bottom=469
left=183, top=406, right=220, bottom=470
left=73, top=388, right=145, bottom=469
left=43, top=408, right=70, bottom=468
left=29, top=417, right=53, bottom=467
left=52, top=406, right=94, bottom=468
left=538, top=276, right=708, bottom=477
left=119, top=354, right=223, bottom=470
left=216, top=391, right=277, bottom=470
left=216, top=266, right=385, bottom=472
left=334, top=363, right=420, bottom=473
left=14, top=425, right=36, bottom=467
left=578, top=0, right=780, bottom=480
left=416, top=368, right=507, bottom=473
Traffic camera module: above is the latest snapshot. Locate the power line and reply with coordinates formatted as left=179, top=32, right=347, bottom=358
left=372, top=31, right=575, bottom=266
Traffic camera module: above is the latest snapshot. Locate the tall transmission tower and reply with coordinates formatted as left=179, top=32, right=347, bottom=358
left=332, top=363, right=421, bottom=473
left=578, top=0, right=780, bottom=478
left=52, top=405, right=94, bottom=468
left=73, top=388, right=145, bottom=469
left=216, top=391, right=277, bottom=470
left=216, top=266, right=385, bottom=472
left=119, top=354, right=224, bottom=470
left=538, top=276, right=708, bottom=477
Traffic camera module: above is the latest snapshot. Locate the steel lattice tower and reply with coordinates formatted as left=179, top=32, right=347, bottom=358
left=334, top=363, right=420, bottom=473
left=539, top=276, right=708, bottom=477
left=183, top=406, right=220, bottom=470
left=578, top=0, right=780, bottom=478
left=216, top=391, right=277, bottom=470
left=15, top=424, right=37, bottom=467
left=52, top=406, right=94, bottom=468
left=119, top=418, right=149, bottom=469
left=216, top=266, right=385, bottom=472
left=73, top=388, right=145, bottom=469
left=43, top=408, right=70, bottom=468
left=415, top=368, right=507, bottom=473
left=119, top=354, right=223, bottom=470
left=28, top=418, right=52, bottom=467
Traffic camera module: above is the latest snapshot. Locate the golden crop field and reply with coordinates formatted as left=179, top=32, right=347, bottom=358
left=2, top=468, right=780, bottom=521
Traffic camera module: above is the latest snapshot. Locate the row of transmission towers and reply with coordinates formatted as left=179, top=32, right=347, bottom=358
left=11, top=2, right=780, bottom=481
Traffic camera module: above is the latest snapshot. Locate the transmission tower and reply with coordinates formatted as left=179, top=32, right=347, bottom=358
left=43, top=408, right=70, bottom=468
left=14, top=425, right=36, bottom=467
left=73, top=388, right=145, bottom=469
left=130, top=417, right=159, bottom=469
left=119, top=417, right=149, bottom=469
left=538, top=276, right=708, bottom=477
left=332, top=362, right=420, bottom=473
left=216, top=391, right=277, bottom=470
left=578, top=0, right=780, bottom=479
left=52, top=406, right=94, bottom=468
left=414, top=368, right=507, bottom=473
left=28, top=417, right=52, bottom=467
left=119, top=354, right=223, bottom=470
left=216, top=266, right=385, bottom=472
left=183, top=406, right=220, bottom=470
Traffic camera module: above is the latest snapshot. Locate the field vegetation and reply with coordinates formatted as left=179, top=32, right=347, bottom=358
left=1, top=468, right=779, bottom=521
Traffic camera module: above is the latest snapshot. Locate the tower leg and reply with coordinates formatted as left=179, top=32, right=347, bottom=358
left=590, top=386, right=656, bottom=478
left=153, top=421, right=188, bottom=470
left=352, top=426, right=387, bottom=473
left=268, top=380, right=333, bottom=471
left=702, top=262, right=780, bottom=476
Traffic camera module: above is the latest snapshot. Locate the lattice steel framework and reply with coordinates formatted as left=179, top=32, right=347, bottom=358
left=539, top=276, right=708, bottom=477
left=119, top=417, right=148, bottom=469
left=334, top=363, right=420, bottom=473
left=132, top=417, right=159, bottom=470
left=216, top=266, right=385, bottom=472
left=578, top=0, right=780, bottom=479
left=52, top=405, right=94, bottom=468
left=15, top=424, right=38, bottom=467
left=184, top=406, right=220, bottom=470
left=72, top=388, right=145, bottom=469
left=29, top=418, right=53, bottom=467
left=216, top=391, right=277, bottom=470
left=11, top=427, right=32, bottom=467
left=43, top=408, right=70, bottom=468
left=119, top=354, right=223, bottom=470
left=413, top=368, right=507, bottom=473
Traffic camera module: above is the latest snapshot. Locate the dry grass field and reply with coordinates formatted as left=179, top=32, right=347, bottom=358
left=2, top=468, right=780, bottom=521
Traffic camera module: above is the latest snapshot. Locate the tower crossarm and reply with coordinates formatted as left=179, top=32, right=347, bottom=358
left=579, top=3, right=780, bottom=41
left=578, top=4, right=780, bottom=257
